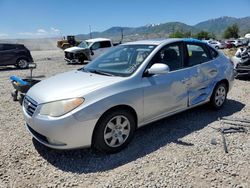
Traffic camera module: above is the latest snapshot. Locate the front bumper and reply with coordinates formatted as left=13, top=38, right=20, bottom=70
left=64, top=58, right=80, bottom=64
left=23, top=104, right=98, bottom=150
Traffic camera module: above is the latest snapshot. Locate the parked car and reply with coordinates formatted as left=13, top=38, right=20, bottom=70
left=23, top=38, right=234, bottom=153
left=226, top=40, right=243, bottom=47
left=64, top=38, right=116, bottom=63
left=232, top=46, right=250, bottom=78
left=0, top=43, right=33, bottom=69
left=224, top=41, right=233, bottom=49
left=207, top=40, right=226, bottom=49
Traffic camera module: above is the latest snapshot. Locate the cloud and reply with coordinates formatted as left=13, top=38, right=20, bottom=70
left=17, top=27, right=61, bottom=38
left=37, top=29, right=47, bottom=34
left=0, top=33, right=9, bottom=38
left=17, top=32, right=34, bottom=36
left=51, top=27, right=60, bottom=33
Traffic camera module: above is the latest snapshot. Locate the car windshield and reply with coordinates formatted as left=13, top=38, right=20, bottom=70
left=83, top=45, right=156, bottom=77
left=78, top=41, right=89, bottom=48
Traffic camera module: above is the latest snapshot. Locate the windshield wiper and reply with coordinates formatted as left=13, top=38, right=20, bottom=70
left=89, top=69, right=114, bottom=76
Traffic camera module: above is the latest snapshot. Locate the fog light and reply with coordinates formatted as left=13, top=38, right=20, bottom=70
left=47, top=137, right=66, bottom=145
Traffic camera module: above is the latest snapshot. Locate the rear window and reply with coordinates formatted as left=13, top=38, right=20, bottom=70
left=100, top=41, right=112, bottom=48
left=2, top=44, right=16, bottom=51
left=186, top=44, right=210, bottom=66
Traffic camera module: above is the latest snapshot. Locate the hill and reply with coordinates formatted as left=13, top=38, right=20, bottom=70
left=76, top=16, right=250, bottom=41
left=195, top=16, right=250, bottom=36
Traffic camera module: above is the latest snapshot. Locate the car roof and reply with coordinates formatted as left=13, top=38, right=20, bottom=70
left=86, top=38, right=111, bottom=43
left=123, top=38, right=205, bottom=46
left=0, top=43, right=21, bottom=45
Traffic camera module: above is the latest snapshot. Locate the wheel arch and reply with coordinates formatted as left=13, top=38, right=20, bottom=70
left=16, top=56, right=30, bottom=68
left=214, top=79, right=229, bottom=93
left=91, top=104, right=138, bottom=146
left=16, top=56, right=29, bottom=63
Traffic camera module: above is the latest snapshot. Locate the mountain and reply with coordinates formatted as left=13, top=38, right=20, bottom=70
left=195, top=16, right=250, bottom=35
left=76, top=16, right=250, bottom=41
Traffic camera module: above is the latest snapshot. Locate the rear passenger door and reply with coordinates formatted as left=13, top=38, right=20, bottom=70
left=0, top=44, right=16, bottom=65
left=184, top=42, right=219, bottom=106
left=0, top=44, right=5, bottom=65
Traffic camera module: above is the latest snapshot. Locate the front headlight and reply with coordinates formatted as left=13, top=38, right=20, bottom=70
left=39, top=98, right=84, bottom=117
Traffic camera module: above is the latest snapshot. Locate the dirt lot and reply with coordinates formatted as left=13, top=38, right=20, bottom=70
left=0, top=50, right=249, bottom=188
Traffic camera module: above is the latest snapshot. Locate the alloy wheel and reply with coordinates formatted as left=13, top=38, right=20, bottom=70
left=103, top=115, right=131, bottom=148
left=215, top=86, right=226, bottom=107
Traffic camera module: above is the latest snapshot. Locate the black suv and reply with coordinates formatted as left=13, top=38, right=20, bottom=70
left=0, top=43, right=33, bottom=69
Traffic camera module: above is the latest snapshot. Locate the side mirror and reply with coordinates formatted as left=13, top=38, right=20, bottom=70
left=147, top=63, right=170, bottom=75
left=90, top=47, right=94, bottom=56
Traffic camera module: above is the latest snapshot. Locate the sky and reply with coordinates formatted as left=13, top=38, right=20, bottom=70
left=0, top=0, right=250, bottom=39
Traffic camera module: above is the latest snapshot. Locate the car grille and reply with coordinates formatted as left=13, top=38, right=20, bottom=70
left=23, top=96, right=38, bottom=117
left=65, top=52, right=74, bottom=60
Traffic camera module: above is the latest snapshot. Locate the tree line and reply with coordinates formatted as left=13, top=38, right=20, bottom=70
left=169, top=24, right=245, bottom=40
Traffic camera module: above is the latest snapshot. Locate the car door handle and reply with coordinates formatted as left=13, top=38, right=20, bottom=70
left=209, top=69, right=218, bottom=74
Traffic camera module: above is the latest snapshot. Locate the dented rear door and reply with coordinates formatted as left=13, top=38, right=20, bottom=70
left=184, top=43, right=218, bottom=106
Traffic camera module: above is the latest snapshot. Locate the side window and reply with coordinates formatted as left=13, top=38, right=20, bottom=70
left=151, top=43, right=183, bottom=71
left=91, top=42, right=100, bottom=50
left=100, top=41, right=112, bottom=48
left=0, top=44, right=3, bottom=51
left=186, top=44, right=210, bottom=67
left=3, top=44, right=15, bottom=50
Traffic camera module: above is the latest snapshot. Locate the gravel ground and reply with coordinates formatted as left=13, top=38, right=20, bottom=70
left=0, top=50, right=249, bottom=188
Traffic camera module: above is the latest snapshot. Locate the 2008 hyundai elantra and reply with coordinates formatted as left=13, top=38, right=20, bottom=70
left=23, top=39, right=234, bottom=153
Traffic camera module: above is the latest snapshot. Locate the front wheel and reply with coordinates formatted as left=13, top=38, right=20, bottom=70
left=93, top=109, right=136, bottom=153
left=210, top=83, right=227, bottom=109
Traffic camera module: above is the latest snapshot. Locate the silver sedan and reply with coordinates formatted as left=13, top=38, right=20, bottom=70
left=23, top=38, right=234, bottom=153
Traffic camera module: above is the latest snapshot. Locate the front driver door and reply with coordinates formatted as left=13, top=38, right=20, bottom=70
left=142, top=42, right=190, bottom=124
left=90, top=42, right=101, bottom=60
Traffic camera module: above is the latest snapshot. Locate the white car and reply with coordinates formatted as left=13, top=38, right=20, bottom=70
left=23, top=38, right=234, bottom=153
left=227, top=40, right=243, bottom=47
left=207, top=40, right=226, bottom=49
left=64, top=38, right=114, bottom=63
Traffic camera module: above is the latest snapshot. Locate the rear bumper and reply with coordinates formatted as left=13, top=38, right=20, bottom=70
left=64, top=58, right=80, bottom=63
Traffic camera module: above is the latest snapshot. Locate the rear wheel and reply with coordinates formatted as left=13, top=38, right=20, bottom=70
left=16, top=58, right=29, bottom=69
left=210, top=83, right=227, bottom=109
left=93, top=109, right=136, bottom=153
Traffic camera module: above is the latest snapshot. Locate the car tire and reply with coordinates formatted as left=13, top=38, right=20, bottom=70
left=79, top=53, right=87, bottom=64
left=16, top=58, right=29, bottom=69
left=210, top=82, right=227, bottom=110
left=93, top=109, right=136, bottom=153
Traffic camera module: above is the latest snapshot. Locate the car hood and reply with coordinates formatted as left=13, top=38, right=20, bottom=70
left=26, top=70, right=125, bottom=104
left=64, top=46, right=86, bottom=53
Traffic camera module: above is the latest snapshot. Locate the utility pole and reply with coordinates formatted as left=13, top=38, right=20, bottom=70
left=89, top=25, right=92, bottom=39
